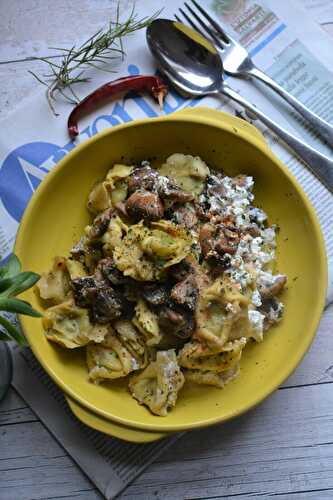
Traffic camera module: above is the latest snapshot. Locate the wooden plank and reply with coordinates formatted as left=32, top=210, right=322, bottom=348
left=0, top=420, right=101, bottom=500
left=121, top=383, right=333, bottom=499
left=0, top=388, right=36, bottom=425
left=1, top=382, right=332, bottom=500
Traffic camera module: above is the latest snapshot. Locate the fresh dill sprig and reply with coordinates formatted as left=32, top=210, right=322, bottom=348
left=2, top=5, right=160, bottom=114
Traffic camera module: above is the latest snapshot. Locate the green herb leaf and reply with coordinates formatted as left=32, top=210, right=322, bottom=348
left=0, top=297, right=42, bottom=317
left=0, top=271, right=40, bottom=298
left=0, top=254, right=21, bottom=279
left=0, top=330, right=12, bottom=342
left=0, top=315, right=27, bottom=345
left=0, top=278, right=14, bottom=293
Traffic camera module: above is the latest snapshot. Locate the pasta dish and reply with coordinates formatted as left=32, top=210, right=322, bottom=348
left=37, top=154, right=287, bottom=416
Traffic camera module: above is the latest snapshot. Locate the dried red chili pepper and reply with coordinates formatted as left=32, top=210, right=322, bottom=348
left=67, top=75, right=168, bottom=138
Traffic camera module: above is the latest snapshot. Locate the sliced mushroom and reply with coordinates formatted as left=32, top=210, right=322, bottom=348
left=160, top=183, right=194, bottom=204
left=200, top=223, right=240, bottom=259
left=127, top=165, right=193, bottom=204
left=71, top=276, right=96, bottom=307
left=87, top=287, right=124, bottom=324
left=258, top=275, right=287, bottom=299
left=259, top=297, right=284, bottom=330
left=171, top=203, right=198, bottom=229
left=199, top=223, right=216, bottom=259
left=215, top=226, right=240, bottom=255
left=86, top=208, right=114, bottom=240
left=206, top=174, right=227, bottom=198
left=127, top=166, right=159, bottom=193
left=170, top=275, right=198, bottom=311
left=142, top=283, right=169, bottom=307
left=244, top=224, right=261, bottom=238
left=96, top=257, right=128, bottom=286
left=158, top=306, right=195, bottom=339
left=114, top=201, right=128, bottom=218
left=125, top=190, right=164, bottom=221
left=168, top=256, right=198, bottom=282
left=70, top=237, right=85, bottom=261
left=72, top=274, right=126, bottom=323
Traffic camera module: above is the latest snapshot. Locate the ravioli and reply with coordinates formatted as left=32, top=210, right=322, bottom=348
left=183, top=363, right=240, bottom=388
left=87, top=181, right=112, bottom=214
left=87, top=327, right=145, bottom=383
left=132, top=300, right=161, bottom=346
left=178, top=337, right=247, bottom=373
left=101, top=215, right=128, bottom=256
left=87, top=164, right=134, bottom=214
left=129, top=350, right=185, bottom=416
left=113, top=221, right=193, bottom=281
left=37, top=257, right=71, bottom=304
left=113, top=320, right=148, bottom=365
left=195, top=278, right=249, bottom=347
left=65, top=258, right=87, bottom=280
left=159, top=153, right=209, bottom=196
left=43, top=299, right=107, bottom=348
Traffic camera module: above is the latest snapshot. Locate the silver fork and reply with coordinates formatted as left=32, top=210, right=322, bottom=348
left=176, top=0, right=333, bottom=148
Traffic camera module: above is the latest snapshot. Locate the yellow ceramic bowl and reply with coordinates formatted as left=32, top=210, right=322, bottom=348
left=15, top=107, right=327, bottom=438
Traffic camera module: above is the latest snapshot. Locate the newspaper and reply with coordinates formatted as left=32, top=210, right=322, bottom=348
left=0, top=0, right=332, bottom=304
left=296, top=0, right=333, bottom=26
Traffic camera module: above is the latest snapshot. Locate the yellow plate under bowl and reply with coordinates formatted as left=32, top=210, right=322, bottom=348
left=66, top=396, right=170, bottom=442
left=15, top=107, right=327, bottom=436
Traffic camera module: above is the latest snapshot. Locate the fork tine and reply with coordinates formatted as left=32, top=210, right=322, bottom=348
left=182, top=2, right=224, bottom=49
left=189, top=0, right=234, bottom=45
left=177, top=8, right=212, bottom=43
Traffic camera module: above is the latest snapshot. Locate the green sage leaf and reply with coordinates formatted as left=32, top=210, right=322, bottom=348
left=0, top=254, right=21, bottom=278
left=0, top=271, right=40, bottom=298
left=0, top=297, right=42, bottom=317
left=0, top=330, right=12, bottom=342
left=0, top=315, right=27, bottom=345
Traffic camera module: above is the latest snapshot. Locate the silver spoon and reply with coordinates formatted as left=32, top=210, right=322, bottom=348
left=146, top=19, right=333, bottom=193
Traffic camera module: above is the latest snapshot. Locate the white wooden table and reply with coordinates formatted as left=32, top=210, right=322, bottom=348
left=1, top=2, right=333, bottom=499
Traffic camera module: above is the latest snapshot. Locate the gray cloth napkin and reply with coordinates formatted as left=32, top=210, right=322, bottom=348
left=11, top=346, right=184, bottom=500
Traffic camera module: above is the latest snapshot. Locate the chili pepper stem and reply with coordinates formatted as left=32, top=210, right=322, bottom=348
left=157, top=91, right=165, bottom=110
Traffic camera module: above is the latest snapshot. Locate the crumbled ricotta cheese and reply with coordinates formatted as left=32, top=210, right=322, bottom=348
left=248, top=310, right=265, bottom=332
left=249, top=207, right=267, bottom=224
left=204, top=176, right=255, bottom=228
left=252, top=289, right=262, bottom=307
left=131, top=358, right=140, bottom=370
left=155, top=175, right=170, bottom=192
left=262, top=227, right=276, bottom=244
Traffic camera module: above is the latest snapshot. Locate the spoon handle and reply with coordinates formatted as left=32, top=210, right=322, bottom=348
left=221, top=84, right=333, bottom=193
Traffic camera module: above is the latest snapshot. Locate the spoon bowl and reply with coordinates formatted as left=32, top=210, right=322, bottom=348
left=147, top=19, right=222, bottom=95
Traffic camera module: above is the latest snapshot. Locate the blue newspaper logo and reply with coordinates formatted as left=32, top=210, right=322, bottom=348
left=0, top=141, right=62, bottom=222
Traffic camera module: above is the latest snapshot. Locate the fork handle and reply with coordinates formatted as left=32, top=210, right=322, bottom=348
left=221, top=84, right=333, bottom=193
left=248, top=66, right=333, bottom=148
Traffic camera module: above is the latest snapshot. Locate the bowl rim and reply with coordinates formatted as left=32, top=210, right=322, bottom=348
left=15, top=109, right=328, bottom=432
